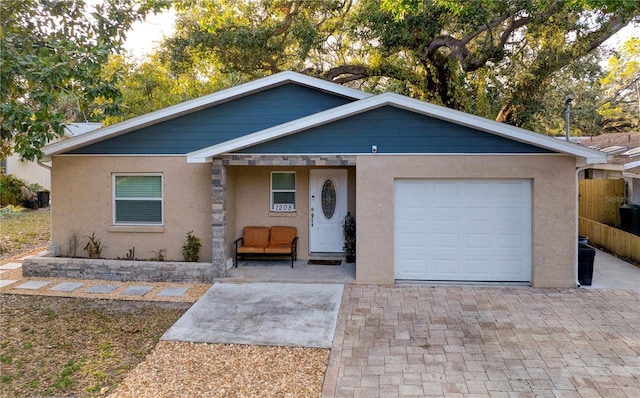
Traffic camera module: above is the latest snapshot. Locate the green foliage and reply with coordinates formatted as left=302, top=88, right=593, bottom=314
left=182, top=231, right=201, bottom=262
left=0, top=0, right=170, bottom=160
left=54, top=360, right=80, bottom=390
left=0, top=174, right=43, bottom=206
left=342, top=212, right=356, bottom=258
left=0, top=174, right=25, bottom=206
left=100, top=54, right=225, bottom=124
left=156, top=0, right=639, bottom=131
left=598, top=37, right=640, bottom=132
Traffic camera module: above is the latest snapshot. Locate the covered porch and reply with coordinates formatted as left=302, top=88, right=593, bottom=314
left=210, top=154, right=357, bottom=279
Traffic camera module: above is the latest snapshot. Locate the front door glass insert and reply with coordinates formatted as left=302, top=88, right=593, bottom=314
left=321, top=179, right=337, bottom=219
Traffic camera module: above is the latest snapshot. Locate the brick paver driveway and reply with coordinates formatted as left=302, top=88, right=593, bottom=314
left=323, top=285, right=640, bottom=397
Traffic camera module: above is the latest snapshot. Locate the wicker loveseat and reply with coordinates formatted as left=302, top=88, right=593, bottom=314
left=234, top=226, right=298, bottom=268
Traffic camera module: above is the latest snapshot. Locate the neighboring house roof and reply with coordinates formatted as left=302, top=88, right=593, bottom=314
left=42, top=71, right=370, bottom=159
left=187, top=91, right=607, bottom=164
left=63, top=123, right=102, bottom=137
left=577, top=132, right=640, bottom=175
left=43, top=71, right=607, bottom=165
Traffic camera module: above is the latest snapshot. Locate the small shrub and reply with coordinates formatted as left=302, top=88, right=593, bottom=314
left=0, top=174, right=25, bottom=206
left=122, top=247, right=136, bottom=260
left=83, top=232, right=104, bottom=259
left=182, top=231, right=201, bottom=262
left=149, top=248, right=167, bottom=261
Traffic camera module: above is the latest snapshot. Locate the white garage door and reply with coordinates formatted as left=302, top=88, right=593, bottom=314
left=395, top=179, right=531, bottom=282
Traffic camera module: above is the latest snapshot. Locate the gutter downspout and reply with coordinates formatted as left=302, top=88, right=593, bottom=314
left=36, top=160, right=51, bottom=171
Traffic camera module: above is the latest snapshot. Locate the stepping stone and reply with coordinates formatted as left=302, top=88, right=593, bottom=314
left=121, top=285, right=153, bottom=296
left=50, top=282, right=85, bottom=292
left=0, top=280, right=18, bottom=288
left=86, top=284, right=118, bottom=294
left=158, top=287, right=189, bottom=297
left=15, top=280, right=50, bottom=290
left=0, top=263, right=22, bottom=270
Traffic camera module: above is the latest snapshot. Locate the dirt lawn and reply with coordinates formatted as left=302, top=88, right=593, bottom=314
left=0, top=294, right=190, bottom=397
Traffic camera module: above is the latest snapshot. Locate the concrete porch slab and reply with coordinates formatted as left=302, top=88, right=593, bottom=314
left=161, top=282, right=344, bottom=348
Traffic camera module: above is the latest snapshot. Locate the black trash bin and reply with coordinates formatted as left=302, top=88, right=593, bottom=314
left=578, top=246, right=596, bottom=286
left=619, top=204, right=640, bottom=236
left=37, top=191, right=50, bottom=208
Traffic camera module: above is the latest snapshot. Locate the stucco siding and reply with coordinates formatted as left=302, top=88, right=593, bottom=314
left=355, top=155, right=577, bottom=288
left=50, top=156, right=213, bottom=262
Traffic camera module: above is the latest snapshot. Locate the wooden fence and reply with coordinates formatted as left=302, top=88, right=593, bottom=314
left=578, top=179, right=625, bottom=228
left=579, top=217, right=640, bottom=263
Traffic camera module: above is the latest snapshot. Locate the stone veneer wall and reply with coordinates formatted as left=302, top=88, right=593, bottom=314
left=210, top=155, right=356, bottom=277
left=23, top=256, right=213, bottom=283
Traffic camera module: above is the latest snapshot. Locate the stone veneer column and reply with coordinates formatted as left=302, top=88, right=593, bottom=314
left=211, top=159, right=227, bottom=277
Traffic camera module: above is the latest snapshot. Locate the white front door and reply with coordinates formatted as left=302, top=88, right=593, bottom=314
left=309, top=169, right=348, bottom=253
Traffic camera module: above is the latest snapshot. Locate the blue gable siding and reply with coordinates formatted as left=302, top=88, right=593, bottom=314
left=69, top=84, right=355, bottom=155
left=239, top=106, right=552, bottom=154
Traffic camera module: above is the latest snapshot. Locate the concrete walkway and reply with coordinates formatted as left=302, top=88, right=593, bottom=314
left=583, top=249, right=640, bottom=293
left=162, top=282, right=344, bottom=348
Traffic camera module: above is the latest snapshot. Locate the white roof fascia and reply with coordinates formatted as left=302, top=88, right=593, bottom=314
left=42, top=71, right=371, bottom=159
left=187, top=92, right=609, bottom=163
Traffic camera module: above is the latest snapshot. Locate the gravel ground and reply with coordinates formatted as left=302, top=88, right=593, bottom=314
left=0, top=267, right=211, bottom=303
left=110, top=342, right=330, bottom=397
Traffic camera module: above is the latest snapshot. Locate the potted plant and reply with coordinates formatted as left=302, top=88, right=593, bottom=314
left=343, top=212, right=356, bottom=263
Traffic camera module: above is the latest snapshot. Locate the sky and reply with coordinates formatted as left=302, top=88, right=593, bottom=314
left=123, top=9, right=176, bottom=60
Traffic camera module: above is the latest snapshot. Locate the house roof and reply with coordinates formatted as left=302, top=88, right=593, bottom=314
left=186, top=91, right=608, bottom=164
left=42, top=71, right=371, bottom=159
left=577, top=132, right=640, bottom=175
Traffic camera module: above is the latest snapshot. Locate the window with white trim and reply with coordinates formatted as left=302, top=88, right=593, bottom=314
left=113, top=174, right=163, bottom=224
left=270, top=171, right=296, bottom=212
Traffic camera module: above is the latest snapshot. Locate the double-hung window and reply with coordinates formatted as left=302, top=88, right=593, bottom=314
left=270, top=171, right=296, bottom=212
left=113, top=174, right=163, bottom=225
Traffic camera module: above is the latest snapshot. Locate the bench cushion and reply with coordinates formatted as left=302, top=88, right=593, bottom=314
left=264, top=246, right=293, bottom=254
left=269, top=226, right=297, bottom=247
left=242, top=226, right=270, bottom=248
left=237, top=246, right=266, bottom=254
